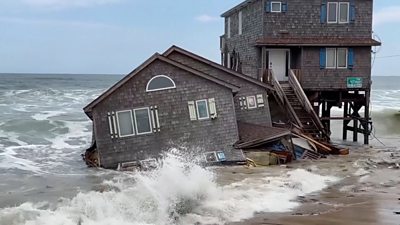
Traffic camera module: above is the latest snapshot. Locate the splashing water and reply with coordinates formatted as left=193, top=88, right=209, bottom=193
left=0, top=151, right=338, bottom=225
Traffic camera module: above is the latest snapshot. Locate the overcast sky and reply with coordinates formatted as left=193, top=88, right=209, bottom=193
left=0, top=0, right=398, bottom=76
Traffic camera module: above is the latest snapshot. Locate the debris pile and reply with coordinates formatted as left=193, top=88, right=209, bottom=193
left=236, top=122, right=349, bottom=167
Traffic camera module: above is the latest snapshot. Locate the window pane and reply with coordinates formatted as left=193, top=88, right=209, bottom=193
left=326, top=49, right=336, bottom=68
left=271, top=2, right=281, bottom=12
left=147, top=76, right=175, bottom=92
left=337, top=49, right=347, bottom=68
left=135, top=108, right=152, bottom=134
left=117, top=111, right=134, bottom=136
left=327, top=3, right=337, bottom=22
left=196, top=100, right=209, bottom=119
left=339, top=3, right=349, bottom=23
left=247, top=96, right=257, bottom=109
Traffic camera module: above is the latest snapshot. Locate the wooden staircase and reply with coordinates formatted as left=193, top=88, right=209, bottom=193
left=280, top=82, right=323, bottom=140
left=262, top=69, right=329, bottom=142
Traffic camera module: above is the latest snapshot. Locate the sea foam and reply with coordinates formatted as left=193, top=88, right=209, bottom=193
left=0, top=151, right=339, bottom=225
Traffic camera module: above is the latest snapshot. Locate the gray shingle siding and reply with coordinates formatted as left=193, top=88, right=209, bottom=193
left=263, top=0, right=372, bottom=38
left=224, top=0, right=264, bottom=79
left=166, top=51, right=272, bottom=127
left=223, top=0, right=374, bottom=90
left=91, top=60, right=240, bottom=168
left=301, top=47, right=371, bottom=90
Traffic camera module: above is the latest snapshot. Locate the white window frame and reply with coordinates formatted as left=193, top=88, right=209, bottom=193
left=227, top=17, right=231, bottom=38
left=338, top=2, right=350, bottom=24
left=133, top=107, right=153, bottom=135
left=238, top=11, right=243, bottom=35
left=196, top=99, right=210, bottom=120
left=246, top=96, right=257, bottom=109
left=336, top=48, right=348, bottom=69
left=146, top=75, right=176, bottom=92
left=271, top=2, right=282, bottom=13
left=326, top=48, right=348, bottom=69
left=326, top=48, right=337, bottom=69
left=116, top=110, right=135, bottom=138
left=327, top=2, right=338, bottom=24
left=204, top=151, right=218, bottom=162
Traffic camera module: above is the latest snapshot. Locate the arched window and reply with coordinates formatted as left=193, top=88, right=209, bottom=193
left=146, top=75, right=176, bottom=92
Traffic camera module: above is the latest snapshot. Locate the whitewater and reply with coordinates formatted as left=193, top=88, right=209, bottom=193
left=0, top=74, right=399, bottom=225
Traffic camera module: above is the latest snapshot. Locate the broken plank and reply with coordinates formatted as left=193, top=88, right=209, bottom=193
left=292, top=133, right=332, bottom=152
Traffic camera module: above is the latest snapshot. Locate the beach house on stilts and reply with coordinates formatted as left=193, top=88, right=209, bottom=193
left=220, top=0, right=380, bottom=144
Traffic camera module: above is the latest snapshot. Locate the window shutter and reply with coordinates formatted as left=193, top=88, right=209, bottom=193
left=107, top=112, right=115, bottom=138
left=320, top=48, right=326, bottom=69
left=188, top=101, right=197, bottom=121
left=154, top=106, right=160, bottom=132
left=111, top=111, right=118, bottom=138
left=208, top=98, right=217, bottom=119
left=256, top=94, right=265, bottom=107
left=265, top=1, right=271, bottom=13
left=282, top=2, right=288, bottom=13
left=320, top=0, right=327, bottom=24
left=150, top=106, right=156, bottom=132
left=350, top=0, right=356, bottom=23
left=348, top=48, right=354, bottom=70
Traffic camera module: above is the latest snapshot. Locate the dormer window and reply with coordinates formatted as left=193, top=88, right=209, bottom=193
left=146, top=75, right=176, bottom=92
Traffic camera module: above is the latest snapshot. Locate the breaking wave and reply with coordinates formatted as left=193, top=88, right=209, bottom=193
left=0, top=151, right=338, bottom=225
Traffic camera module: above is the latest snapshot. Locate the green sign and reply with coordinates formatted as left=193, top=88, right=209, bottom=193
left=347, top=77, right=363, bottom=88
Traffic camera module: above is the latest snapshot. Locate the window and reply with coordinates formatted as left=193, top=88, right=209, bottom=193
left=134, top=108, right=152, bottom=134
left=238, top=11, right=243, bottom=35
left=339, top=2, right=349, bottom=23
left=326, top=48, right=348, bottom=69
left=114, top=107, right=155, bottom=138
left=146, top=75, right=176, bottom=92
left=246, top=96, right=257, bottom=109
left=327, top=2, right=349, bottom=24
left=116, top=110, right=135, bottom=137
left=239, top=94, right=265, bottom=110
left=271, top=2, right=282, bottom=12
left=337, top=48, right=348, bottom=68
left=326, top=48, right=337, bottom=68
left=327, top=2, right=338, bottom=23
left=188, top=98, right=217, bottom=121
left=196, top=100, right=209, bottom=120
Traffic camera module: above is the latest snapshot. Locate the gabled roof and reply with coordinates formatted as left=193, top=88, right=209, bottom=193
left=163, top=45, right=273, bottom=90
left=221, top=0, right=257, bottom=17
left=84, top=53, right=240, bottom=115
left=255, top=37, right=382, bottom=47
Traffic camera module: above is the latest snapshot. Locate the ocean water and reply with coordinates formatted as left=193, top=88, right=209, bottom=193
left=0, top=74, right=399, bottom=225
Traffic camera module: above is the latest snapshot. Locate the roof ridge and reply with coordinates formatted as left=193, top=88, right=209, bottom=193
left=163, top=45, right=273, bottom=90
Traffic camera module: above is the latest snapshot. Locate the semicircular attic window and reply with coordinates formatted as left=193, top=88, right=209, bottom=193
left=146, top=75, right=176, bottom=92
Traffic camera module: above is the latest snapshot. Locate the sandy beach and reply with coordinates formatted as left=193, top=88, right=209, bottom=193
left=221, top=145, right=400, bottom=225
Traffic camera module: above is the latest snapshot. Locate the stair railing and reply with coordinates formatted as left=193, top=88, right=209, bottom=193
left=269, top=69, right=303, bottom=128
left=288, top=70, right=328, bottom=138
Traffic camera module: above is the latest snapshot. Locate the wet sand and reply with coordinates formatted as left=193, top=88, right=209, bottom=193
left=220, top=145, right=400, bottom=225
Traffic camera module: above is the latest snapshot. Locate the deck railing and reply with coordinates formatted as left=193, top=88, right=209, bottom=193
left=265, top=69, right=303, bottom=127
left=288, top=70, right=328, bottom=138
left=291, top=69, right=302, bottom=83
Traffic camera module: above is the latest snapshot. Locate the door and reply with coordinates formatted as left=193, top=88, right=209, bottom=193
left=268, top=49, right=290, bottom=81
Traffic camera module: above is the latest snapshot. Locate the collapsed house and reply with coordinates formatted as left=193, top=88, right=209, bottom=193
left=83, top=46, right=282, bottom=169
left=83, top=0, right=379, bottom=168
